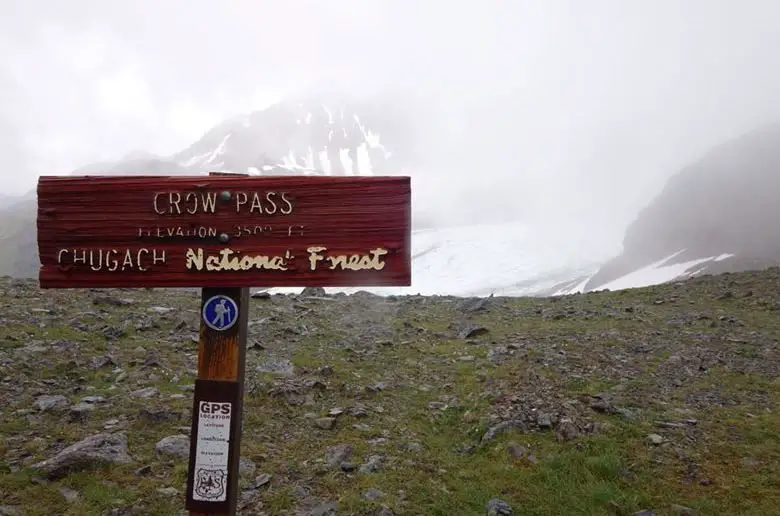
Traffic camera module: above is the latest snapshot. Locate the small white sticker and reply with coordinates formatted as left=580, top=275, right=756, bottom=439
left=192, top=401, right=232, bottom=502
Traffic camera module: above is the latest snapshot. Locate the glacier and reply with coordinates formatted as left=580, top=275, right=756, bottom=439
left=256, top=220, right=625, bottom=298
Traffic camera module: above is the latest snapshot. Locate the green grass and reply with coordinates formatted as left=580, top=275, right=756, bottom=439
left=1, top=271, right=779, bottom=514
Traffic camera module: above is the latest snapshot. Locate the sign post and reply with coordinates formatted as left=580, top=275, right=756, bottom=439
left=36, top=172, right=411, bottom=515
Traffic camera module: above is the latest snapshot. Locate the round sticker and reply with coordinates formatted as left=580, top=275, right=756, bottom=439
left=202, top=295, right=239, bottom=332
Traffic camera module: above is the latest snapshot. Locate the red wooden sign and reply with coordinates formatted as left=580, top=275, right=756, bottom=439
left=37, top=175, right=411, bottom=289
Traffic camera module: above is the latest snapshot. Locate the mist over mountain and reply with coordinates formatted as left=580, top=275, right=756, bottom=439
left=549, top=122, right=780, bottom=295
left=0, top=90, right=430, bottom=278
left=1, top=90, right=779, bottom=295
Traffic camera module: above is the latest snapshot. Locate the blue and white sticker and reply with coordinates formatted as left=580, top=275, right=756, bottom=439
left=202, top=295, right=239, bottom=332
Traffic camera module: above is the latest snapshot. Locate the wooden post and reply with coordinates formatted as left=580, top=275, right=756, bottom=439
left=185, top=287, right=249, bottom=515
left=186, top=171, right=248, bottom=515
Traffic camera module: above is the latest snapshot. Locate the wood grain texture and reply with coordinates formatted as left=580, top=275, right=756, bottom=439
left=36, top=175, right=411, bottom=288
left=186, top=287, right=248, bottom=515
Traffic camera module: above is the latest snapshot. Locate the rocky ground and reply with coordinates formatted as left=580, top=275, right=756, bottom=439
left=0, top=269, right=778, bottom=516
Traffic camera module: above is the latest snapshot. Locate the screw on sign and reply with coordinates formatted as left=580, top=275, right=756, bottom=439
left=36, top=171, right=411, bottom=515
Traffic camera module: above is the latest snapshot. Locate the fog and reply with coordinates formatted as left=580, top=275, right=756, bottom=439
left=2, top=0, right=780, bottom=236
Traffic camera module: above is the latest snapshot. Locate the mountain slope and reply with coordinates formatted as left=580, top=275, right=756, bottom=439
left=173, top=99, right=401, bottom=176
left=568, top=123, right=780, bottom=293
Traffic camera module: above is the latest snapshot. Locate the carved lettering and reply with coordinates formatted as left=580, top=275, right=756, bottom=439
left=279, top=192, right=294, bottom=214
left=139, top=226, right=217, bottom=239
left=306, top=247, right=388, bottom=271
left=185, top=248, right=291, bottom=271
left=153, top=249, right=166, bottom=264
left=235, top=192, right=248, bottom=213
left=153, top=192, right=218, bottom=215
left=264, top=192, right=278, bottom=214
left=169, top=192, right=182, bottom=214
left=153, top=190, right=292, bottom=216
left=250, top=192, right=263, bottom=213
left=55, top=248, right=167, bottom=271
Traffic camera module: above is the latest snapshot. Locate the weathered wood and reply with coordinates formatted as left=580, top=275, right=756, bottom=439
left=185, top=287, right=249, bottom=515
left=35, top=170, right=412, bottom=515
left=36, top=175, right=411, bottom=288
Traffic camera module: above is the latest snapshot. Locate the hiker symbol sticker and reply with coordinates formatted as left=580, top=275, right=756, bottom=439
left=202, top=295, right=238, bottom=331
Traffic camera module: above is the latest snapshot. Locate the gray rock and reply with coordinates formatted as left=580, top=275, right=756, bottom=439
left=308, top=501, right=338, bottom=516
left=362, top=488, right=384, bottom=501
left=301, top=287, right=327, bottom=297
left=481, top=420, right=526, bottom=444
left=59, top=486, right=80, bottom=502
left=324, top=444, right=353, bottom=469
left=458, top=324, right=490, bottom=340
left=35, top=394, right=70, bottom=412
left=536, top=412, right=552, bottom=428
left=315, top=417, right=337, bottom=430
left=254, top=473, right=272, bottom=488
left=0, top=506, right=22, bottom=516
left=486, top=497, right=514, bottom=515
left=359, top=455, right=384, bottom=474
left=291, top=485, right=309, bottom=499
left=506, top=443, right=526, bottom=459
left=377, top=507, right=394, bottom=516
left=68, top=402, right=95, bottom=422
left=555, top=419, right=580, bottom=442
left=155, top=435, right=190, bottom=459
left=647, top=434, right=665, bottom=445
left=670, top=504, right=697, bottom=515
left=256, top=358, right=295, bottom=376
left=129, top=387, right=159, bottom=398
left=80, top=396, right=107, bottom=404
left=239, top=457, right=256, bottom=477
left=487, top=346, right=510, bottom=364
left=458, top=297, right=491, bottom=313
left=32, top=432, right=132, bottom=479
left=138, top=408, right=180, bottom=423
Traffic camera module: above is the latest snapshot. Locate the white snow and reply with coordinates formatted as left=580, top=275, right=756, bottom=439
left=551, top=276, right=591, bottom=297
left=205, top=134, right=231, bottom=165
left=305, top=112, right=312, bottom=124
left=356, top=142, right=373, bottom=175
left=323, top=104, right=334, bottom=124
left=254, top=220, right=623, bottom=298
left=354, top=114, right=391, bottom=159
left=250, top=219, right=741, bottom=299
left=594, top=251, right=736, bottom=292
left=339, top=148, right=355, bottom=175
left=318, top=149, right=332, bottom=175
left=180, top=152, right=211, bottom=168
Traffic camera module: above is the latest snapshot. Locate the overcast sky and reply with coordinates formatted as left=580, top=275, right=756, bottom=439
left=2, top=0, right=780, bottom=231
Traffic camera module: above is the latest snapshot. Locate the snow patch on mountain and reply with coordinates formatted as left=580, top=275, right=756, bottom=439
left=550, top=250, right=737, bottom=296
left=172, top=101, right=394, bottom=177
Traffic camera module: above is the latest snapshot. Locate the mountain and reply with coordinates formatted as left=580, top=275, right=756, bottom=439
left=5, top=93, right=779, bottom=294
left=554, top=123, right=780, bottom=294
left=66, top=93, right=405, bottom=179
left=0, top=192, right=37, bottom=278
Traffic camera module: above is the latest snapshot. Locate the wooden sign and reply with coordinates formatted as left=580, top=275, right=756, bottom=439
left=36, top=172, right=413, bottom=516
left=36, top=175, right=411, bottom=288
